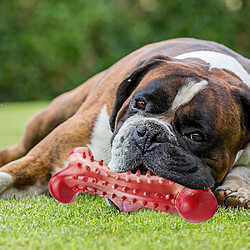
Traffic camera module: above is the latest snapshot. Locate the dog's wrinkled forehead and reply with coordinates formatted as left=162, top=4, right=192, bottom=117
left=114, top=73, right=212, bottom=130
left=133, top=76, right=208, bottom=113
left=130, top=59, right=209, bottom=106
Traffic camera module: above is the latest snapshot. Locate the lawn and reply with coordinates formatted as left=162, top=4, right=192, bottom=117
left=0, top=102, right=249, bottom=250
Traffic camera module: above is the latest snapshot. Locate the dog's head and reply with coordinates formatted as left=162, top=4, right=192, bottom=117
left=108, top=56, right=250, bottom=189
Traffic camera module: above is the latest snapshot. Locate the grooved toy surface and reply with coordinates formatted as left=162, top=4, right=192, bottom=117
left=49, top=147, right=218, bottom=223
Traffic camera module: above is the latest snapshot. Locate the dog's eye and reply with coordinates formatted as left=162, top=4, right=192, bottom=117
left=188, top=132, right=204, bottom=142
left=135, top=100, right=146, bottom=110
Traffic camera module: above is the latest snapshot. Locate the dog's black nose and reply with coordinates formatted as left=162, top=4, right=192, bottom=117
left=133, top=120, right=167, bottom=152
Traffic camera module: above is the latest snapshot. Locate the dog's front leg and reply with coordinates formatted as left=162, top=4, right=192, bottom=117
left=0, top=104, right=104, bottom=198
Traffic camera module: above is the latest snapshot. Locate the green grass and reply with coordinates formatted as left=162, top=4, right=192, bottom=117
left=0, top=102, right=249, bottom=250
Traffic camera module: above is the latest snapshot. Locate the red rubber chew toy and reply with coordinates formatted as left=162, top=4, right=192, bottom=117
left=49, top=147, right=217, bottom=223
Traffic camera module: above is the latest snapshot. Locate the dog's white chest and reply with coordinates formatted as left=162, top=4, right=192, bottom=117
left=87, top=105, right=113, bottom=164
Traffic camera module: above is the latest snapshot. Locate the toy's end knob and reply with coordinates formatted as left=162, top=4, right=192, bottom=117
left=176, top=188, right=217, bottom=223
left=49, top=175, right=78, bottom=204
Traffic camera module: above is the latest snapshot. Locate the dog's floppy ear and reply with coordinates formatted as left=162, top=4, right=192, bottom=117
left=109, top=55, right=170, bottom=131
left=232, top=86, right=250, bottom=146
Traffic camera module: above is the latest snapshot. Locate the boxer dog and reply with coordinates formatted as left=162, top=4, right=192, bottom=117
left=0, top=38, right=249, bottom=209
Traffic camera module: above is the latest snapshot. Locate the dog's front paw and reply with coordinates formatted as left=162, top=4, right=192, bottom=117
left=214, top=166, right=250, bottom=209
left=215, top=186, right=250, bottom=209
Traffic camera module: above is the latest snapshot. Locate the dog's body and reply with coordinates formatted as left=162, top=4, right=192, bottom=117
left=0, top=38, right=249, bottom=208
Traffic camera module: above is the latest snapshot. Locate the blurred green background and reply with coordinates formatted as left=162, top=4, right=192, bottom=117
left=0, top=0, right=249, bottom=102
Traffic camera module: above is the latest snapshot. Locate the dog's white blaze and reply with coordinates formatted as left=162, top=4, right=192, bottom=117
left=87, top=105, right=113, bottom=164
left=175, top=51, right=250, bottom=87
left=171, top=80, right=208, bottom=111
